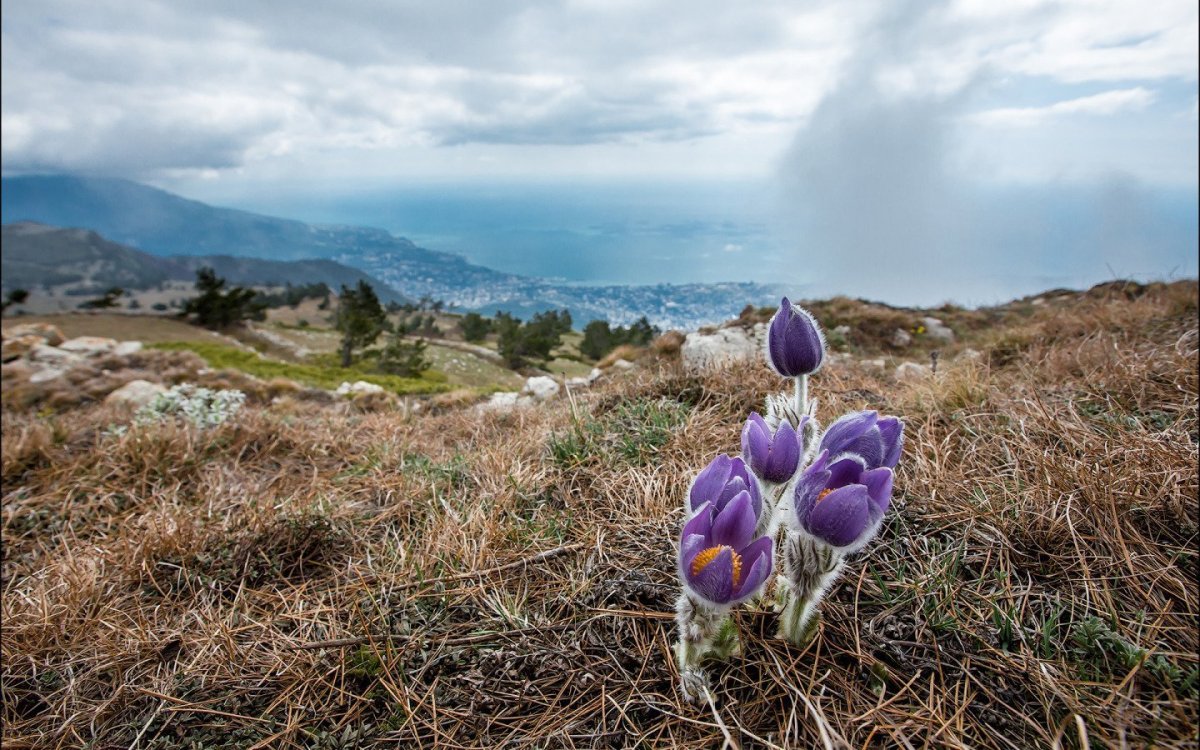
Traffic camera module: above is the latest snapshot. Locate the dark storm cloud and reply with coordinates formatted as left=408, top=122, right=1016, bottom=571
left=775, top=1, right=1198, bottom=302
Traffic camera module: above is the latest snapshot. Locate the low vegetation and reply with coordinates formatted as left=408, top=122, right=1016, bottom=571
left=1, top=280, right=1196, bottom=748
left=148, top=341, right=450, bottom=395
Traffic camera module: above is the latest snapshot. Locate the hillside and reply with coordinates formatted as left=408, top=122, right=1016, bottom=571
left=1, top=175, right=786, bottom=329
left=2, top=280, right=1196, bottom=748
left=1, top=222, right=408, bottom=304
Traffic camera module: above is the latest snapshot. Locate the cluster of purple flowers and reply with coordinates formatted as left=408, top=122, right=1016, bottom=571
left=673, top=297, right=905, bottom=700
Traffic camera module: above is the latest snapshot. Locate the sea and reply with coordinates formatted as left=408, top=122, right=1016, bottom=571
left=195, top=179, right=1199, bottom=309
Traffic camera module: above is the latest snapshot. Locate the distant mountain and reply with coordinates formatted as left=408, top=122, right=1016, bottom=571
left=1, top=174, right=454, bottom=264
left=0, top=174, right=786, bottom=329
left=1, top=222, right=408, bottom=303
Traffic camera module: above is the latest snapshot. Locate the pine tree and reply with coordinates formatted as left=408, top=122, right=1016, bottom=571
left=182, top=268, right=265, bottom=329
left=335, top=281, right=387, bottom=367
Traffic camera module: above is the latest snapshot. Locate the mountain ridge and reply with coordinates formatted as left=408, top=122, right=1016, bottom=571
left=1, top=221, right=409, bottom=303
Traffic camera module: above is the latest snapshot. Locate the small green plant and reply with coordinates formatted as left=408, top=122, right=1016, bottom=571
left=548, top=398, right=687, bottom=469
left=136, top=384, right=246, bottom=429
left=1070, top=616, right=1199, bottom=696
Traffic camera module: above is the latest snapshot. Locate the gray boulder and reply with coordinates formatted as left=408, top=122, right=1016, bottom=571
left=681, top=327, right=757, bottom=373
left=522, top=376, right=561, bottom=401
left=59, top=336, right=119, bottom=356
left=895, top=362, right=932, bottom=381
left=105, top=379, right=167, bottom=408
left=921, top=317, right=955, bottom=343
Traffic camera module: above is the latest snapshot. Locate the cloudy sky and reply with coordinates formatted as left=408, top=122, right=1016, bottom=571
left=2, top=0, right=1196, bottom=190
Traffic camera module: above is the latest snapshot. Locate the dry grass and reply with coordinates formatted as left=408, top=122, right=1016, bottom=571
left=1, top=313, right=232, bottom=346
left=2, top=281, right=1197, bottom=748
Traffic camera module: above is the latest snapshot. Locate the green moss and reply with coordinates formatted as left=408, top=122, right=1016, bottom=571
left=149, top=341, right=453, bottom=395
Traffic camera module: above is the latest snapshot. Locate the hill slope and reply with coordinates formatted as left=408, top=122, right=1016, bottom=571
left=2, top=281, right=1196, bottom=748
left=1, top=222, right=408, bottom=303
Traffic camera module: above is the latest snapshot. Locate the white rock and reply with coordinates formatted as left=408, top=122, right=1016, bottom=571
left=587, top=368, right=604, bottom=383
left=681, top=327, right=757, bottom=373
left=112, top=341, right=144, bottom=356
left=2, top=334, right=43, bottom=362
left=956, top=348, right=982, bottom=362
left=59, top=336, right=118, bottom=356
left=29, top=367, right=67, bottom=384
left=895, top=362, right=932, bottom=381
left=861, top=358, right=887, bottom=371
left=833, top=325, right=852, bottom=337
left=335, top=380, right=385, bottom=396
left=921, top=317, right=955, bottom=344
left=4, top=323, right=65, bottom=346
left=891, top=329, right=913, bottom=348
left=104, top=379, right=166, bottom=407
left=565, top=377, right=590, bottom=388
left=475, top=391, right=534, bottom=413
left=29, top=344, right=83, bottom=366
left=522, top=375, right=560, bottom=401
left=751, top=322, right=768, bottom=346
left=611, top=358, right=634, bottom=370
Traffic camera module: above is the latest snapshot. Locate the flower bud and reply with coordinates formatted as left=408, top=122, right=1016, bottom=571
left=765, top=298, right=826, bottom=378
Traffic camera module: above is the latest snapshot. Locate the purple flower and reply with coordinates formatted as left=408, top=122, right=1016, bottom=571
left=679, top=497, right=774, bottom=606
left=766, top=298, right=826, bottom=378
left=819, top=410, right=904, bottom=470
left=688, top=454, right=762, bottom=521
left=792, top=449, right=895, bottom=552
left=741, top=412, right=802, bottom=484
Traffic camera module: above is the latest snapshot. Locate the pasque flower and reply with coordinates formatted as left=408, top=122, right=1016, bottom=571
left=741, top=412, right=802, bottom=484
left=679, top=497, right=774, bottom=607
left=766, top=297, right=826, bottom=378
left=776, top=410, right=905, bottom=645
left=687, top=453, right=761, bottom=520
left=792, top=449, right=894, bottom=552
left=790, top=411, right=904, bottom=553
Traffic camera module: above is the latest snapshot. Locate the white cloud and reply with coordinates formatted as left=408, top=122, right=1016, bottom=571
left=0, top=0, right=1196, bottom=182
left=970, top=87, right=1157, bottom=127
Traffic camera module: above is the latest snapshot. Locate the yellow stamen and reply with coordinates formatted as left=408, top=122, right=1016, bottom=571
left=691, top=545, right=743, bottom=587
left=816, top=488, right=833, bottom=503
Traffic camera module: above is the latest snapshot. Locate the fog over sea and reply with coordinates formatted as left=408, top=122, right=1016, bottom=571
left=197, top=179, right=1199, bottom=309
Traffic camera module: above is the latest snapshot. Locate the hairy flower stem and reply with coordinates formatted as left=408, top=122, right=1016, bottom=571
left=793, top=374, right=808, bottom=419
left=674, top=593, right=736, bottom=701
left=776, top=531, right=843, bottom=646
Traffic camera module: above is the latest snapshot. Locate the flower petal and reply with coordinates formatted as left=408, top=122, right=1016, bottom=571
left=805, top=484, right=872, bottom=548
left=877, top=416, right=904, bottom=468
left=846, top=429, right=885, bottom=468
left=688, top=454, right=733, bottom=512
left=741, top=414, right=771, bottom=476
left=717, top=476, right=750, bottom=512
left=732, top=536, right=774, bottom=600
left=792, top=451, right=831, bottom=527
left=687, top=546, right=735, bottom=604
left=678, top=533, right=708, bottom=579
left=710, top=491, right=756, bottom=550
left=682, top=501, right=714, bottom=542
left=764, top=419, right=801, bottom=483
left=826, top=454, right=867, bottom=489
left=820, top=411, right=878, bottom=457
left=860, top=467, right=894, bottom=517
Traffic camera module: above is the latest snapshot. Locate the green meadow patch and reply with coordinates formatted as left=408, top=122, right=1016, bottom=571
left=149, top=341, right=453, bottom=395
